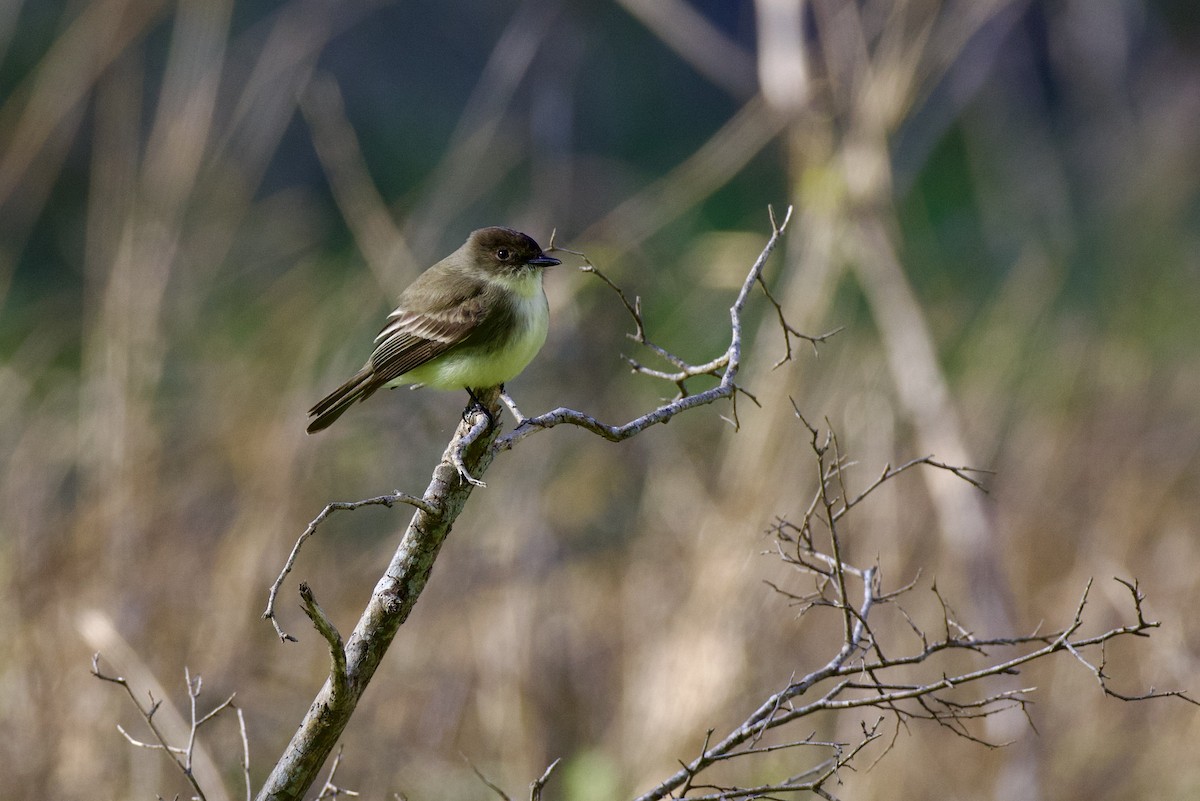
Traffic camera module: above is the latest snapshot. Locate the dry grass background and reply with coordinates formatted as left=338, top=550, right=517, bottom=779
left=1, top=1, right=1198, bottom=799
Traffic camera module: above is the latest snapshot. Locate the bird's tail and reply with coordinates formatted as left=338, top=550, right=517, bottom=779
left=307, top=365, right=378, bottom=433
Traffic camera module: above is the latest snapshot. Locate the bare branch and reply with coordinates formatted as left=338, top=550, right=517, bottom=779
left=464, top=755, right=512, bottom=801
left=315, top=745, right=359, bottom=799
left=635, top=417, right=1191, bottom=801
left=92, top=655, right=239, bottom=801
left=757, top=274, right=843, bottom=368
left=237, top=707, right=252, bottom=801
left=263, top=490, right=439, bottom=642
left=300, top=583, right=349, bottom=701
left=256, top=388, right=504, bottom=800
left=499, top=206, right=798, bottom=452
left=116, top=723, right=186, bottom=755
left=839, top=457, right=992, bottom=519
left=529, top=758, right=561, bottom=801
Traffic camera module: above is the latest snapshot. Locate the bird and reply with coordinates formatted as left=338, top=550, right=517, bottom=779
left=307, top=227, right=560, bottom=433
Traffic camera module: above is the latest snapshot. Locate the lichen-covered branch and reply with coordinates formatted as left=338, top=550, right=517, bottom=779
left=254, top=390, right=503, bottom=801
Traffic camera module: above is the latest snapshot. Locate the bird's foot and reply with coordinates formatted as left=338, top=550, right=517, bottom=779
left=463, top=388, right=498, bottom=429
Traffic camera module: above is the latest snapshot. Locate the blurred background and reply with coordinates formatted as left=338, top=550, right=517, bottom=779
left=1, top=0, right=1198, bottom=798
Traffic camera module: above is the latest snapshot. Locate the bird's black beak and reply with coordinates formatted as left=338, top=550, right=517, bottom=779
left=528, top=254, right=562, bottom=267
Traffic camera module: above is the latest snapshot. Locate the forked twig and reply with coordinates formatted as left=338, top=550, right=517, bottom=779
left=91, top=656, right=243, bottom=801
left=635, top=416, right=1193, bottom=801
left=500, top=206, right=825, bottom=450
left=263, top=491, right=438, bottom=642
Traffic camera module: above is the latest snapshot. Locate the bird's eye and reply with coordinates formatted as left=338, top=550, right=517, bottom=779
left=495, top=248, right=511, bottom=262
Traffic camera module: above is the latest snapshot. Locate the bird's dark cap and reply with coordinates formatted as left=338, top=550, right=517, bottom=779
left=470, top=226, right=560, bottom=267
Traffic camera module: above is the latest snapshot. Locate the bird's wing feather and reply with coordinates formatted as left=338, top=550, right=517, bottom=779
left=368, top=281, right=488, bottom=384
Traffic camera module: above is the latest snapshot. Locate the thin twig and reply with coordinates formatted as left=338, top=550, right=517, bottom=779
left=633, top=414, right=1191, bottom=801
left=529, top=758, right=561, bottom=801
left=498, top=206, right=796, bottom=452
left=756, top=274, right=843, bottom=368
left=237, top=707, right=252, bottom=801
left=464, top=754, right=512, bottom=801
left=91, top=655, right=238, bottom=801
left=263, top=491, right=438, bottom=642
left=315, top=745, right=360, bottom=799
left=300, top=583, right=349, bottom=700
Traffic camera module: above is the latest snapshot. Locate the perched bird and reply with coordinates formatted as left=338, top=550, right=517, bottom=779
left=307, top=227, right=560, bottom=433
